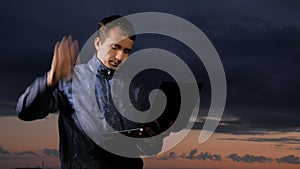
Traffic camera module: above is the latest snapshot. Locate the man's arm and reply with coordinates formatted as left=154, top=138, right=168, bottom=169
left=16, top=36, right=79, bottom=121
left=16, top=74, right=59, bottom=121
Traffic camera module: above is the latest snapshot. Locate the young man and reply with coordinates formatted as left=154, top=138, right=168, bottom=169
left=16, top=15, right=161, bottom=169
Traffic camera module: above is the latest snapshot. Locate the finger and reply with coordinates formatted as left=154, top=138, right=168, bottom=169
left=70, top=40, right=79, bottom=66
left=58, top=36, right=66, bottom=63
left=51, top=41, right=60, bottom=71
left=54, top=41, right=63, bottom=80
left=63, top=40, right=72, bottom=76
left=67, top=35, right=73, bottom=48
left=56, top=41, right=64, bottom=79
left=48, top=41, right=60, bottom=85
left=58, top=37, right=71, bottom=77
left=60, top=36, right=67, bottom=45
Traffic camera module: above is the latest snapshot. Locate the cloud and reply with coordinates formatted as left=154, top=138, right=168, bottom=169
left=157, top=151, right=176, bottom=160
left=42, top=148, right=59, bottom=157
left=157, top=149, right=300, bottom=165
left=220, top=136, right=300, bottom=144
left=221, top=24, right=300, bottom=132
left=227, top=153, right=300, bottom=165
left=0, top=145, right=10, bottom=155
left=227, top=153, right=273, bottom=163
left=195, top=152, right=222, bottom=161
left=0, top=146, right=41, bottom=158
left=0, top=147, right=39, bottom=162
left=182, top=149, right=222, bottom=161
left=0, top=99, right=16, bottom=117
left=15, top=151, right=38, bottom=156
left=0, top=0, right=299, bottom=140
left=192, top=13, right=300, bottom=134
left=241, top=137, right=300, bottom=144
left=0, top=147, right=60, bottom=162
left=186, top=148, right=198, bottom=159
left=192, top=118, right=271, bottom=135
left=157, top=149, right=222, bottom=162
left=276, top=155, right=300, bottom=165
left=0, top=71, right=36, bottom=117
left=192, top=113, right=282, bottom=135
left=193, top=109, right=300, bottom=135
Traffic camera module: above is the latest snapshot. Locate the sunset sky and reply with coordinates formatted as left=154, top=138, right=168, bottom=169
left=1, top=0, right=300, bottom=169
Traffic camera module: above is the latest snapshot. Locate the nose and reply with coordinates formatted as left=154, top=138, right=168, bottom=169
left=115, top=51, right=127, bottom=61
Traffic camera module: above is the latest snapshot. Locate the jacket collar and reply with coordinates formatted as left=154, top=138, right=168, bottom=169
left=87, top=55, right=115, bottom=78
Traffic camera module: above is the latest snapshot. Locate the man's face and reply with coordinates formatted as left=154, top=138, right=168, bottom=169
left=94, top=26, right=135, bottom=70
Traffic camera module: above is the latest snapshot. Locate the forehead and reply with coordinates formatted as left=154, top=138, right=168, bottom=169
left=105, top=27, right=134, bottom=46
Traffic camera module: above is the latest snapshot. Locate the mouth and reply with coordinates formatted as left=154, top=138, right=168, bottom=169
left=110, top=61, right=120, bottom=67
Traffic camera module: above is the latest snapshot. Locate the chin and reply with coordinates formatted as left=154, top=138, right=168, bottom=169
left=110, top=66, right=118, bottom=70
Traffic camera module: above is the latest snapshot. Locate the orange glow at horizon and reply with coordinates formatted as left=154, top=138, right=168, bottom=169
left=1, top=115, right=300, bottom=169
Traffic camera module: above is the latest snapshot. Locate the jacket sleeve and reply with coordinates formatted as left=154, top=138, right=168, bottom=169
left=16, top=74, right=59, bottom=121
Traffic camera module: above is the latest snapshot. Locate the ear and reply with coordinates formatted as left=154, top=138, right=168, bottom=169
left=94, top=37, right=101, bottom=50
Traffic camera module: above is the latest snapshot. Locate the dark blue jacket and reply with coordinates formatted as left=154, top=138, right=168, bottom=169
left=16, top=56, right=162, bottom=169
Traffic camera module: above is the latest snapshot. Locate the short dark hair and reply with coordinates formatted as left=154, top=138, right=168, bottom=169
left=97, top=15, right=136, bottom=43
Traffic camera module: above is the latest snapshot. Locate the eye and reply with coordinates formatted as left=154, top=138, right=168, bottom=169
left=123, top=48, right=132, bottom=54
left=111, top=45, right=118, bottom=50
left=111, top=44, right=121, bottom=50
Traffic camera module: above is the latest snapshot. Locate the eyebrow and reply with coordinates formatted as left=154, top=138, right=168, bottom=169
left=112, top=43, right=132, bottom=52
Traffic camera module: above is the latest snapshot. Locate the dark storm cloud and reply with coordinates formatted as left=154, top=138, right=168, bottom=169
left=183, top=1, right=300, bottom=134
left=276, top=155, right=300, bottom=165
left=42, top=148, right=59, bottom=157
left=219, top=22, right=300, bottom=130
left=198, top=12, right=300, bottom=132
left=1, top=0, right=300, bottom=137
left=227, top=153, right=273, bottom=163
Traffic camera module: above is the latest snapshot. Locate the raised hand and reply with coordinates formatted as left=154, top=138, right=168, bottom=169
left=47, top=36, right=79, bottom=87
